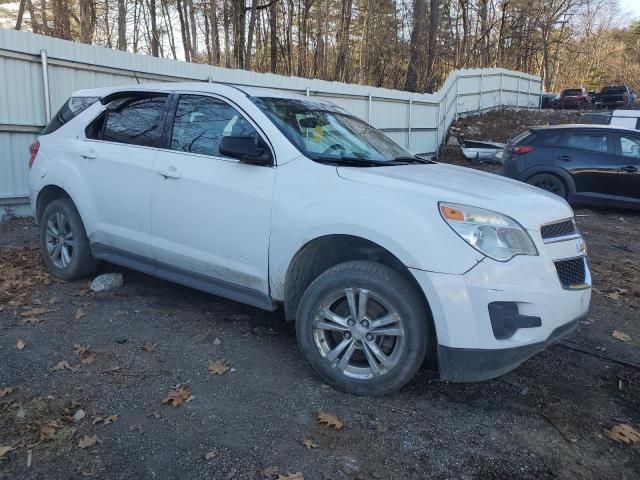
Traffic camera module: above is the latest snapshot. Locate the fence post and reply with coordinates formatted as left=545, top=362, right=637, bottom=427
left=499, top=72, right=503, bottom=107
left=407, top=99, right=413, bottom=149
left=478, top=72, right=484, bottom=115
left=516, top=76, right=521, bottom=109
left=436, top=97, right=442, bottom=160
left=528, top=78, right=532, bottom=109
left=40, top=49, right=51, bottom=123
left=305, top=87, right=310, bottom=97
left=368, top=93, right=372, bottom=123
left=455, top=75, right=460, bottom=119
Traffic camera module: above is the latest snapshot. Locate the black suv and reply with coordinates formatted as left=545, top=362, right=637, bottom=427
left=502, top=125, right=640, bottom=209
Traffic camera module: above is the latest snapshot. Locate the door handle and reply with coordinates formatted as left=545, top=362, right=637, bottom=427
left=80, top=148, right=97, bottom=159
left=621, top=165, right=638, bottom=173
left=557, top=154, right=572, bottom=162
left=155, top=166, right=182, bottom=179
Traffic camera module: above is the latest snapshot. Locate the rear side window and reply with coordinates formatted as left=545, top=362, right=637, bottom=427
left=580, top=113, right=611, bottom=125
left=563, top=132, right=609, bottom=153
left=511, top=130, right=536, bottom=145
left=563, top=89, right=582, bottom=95
left=42, top=96, right=99, bottom=134
left=99, top=94, right=168, bottom=147
left=534, top=133, right=564, bottom=146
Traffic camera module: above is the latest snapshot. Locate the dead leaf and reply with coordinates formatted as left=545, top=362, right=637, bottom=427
left=207, top=359, right=231, bottom=375
left=276, top=473, right=304, bottom=480
left=20, top=307, right=48, bottom=317
left=16, top=339, right=25, bottom=350
left=128, top=423, right=142, bottom=433
left=0, top=387, right=15, bottom=398
left=81, top=354, right=96, bottom=365
left=302, top=438, right=319, bottom=449
left=39, top=421, right=60, bottom=441
left=261, top=466, right=280, bottom=479
left=92, top=414, right=118, bottom=426
left=53, top=360, right=78, bottom=373
left=74, top=308, right=85, bottom=320
left=605, top=423, right=640, bottom=444
left=162, top=386, right=190, bottom=407
left=78, top=434, right=98, bottom=449
left=74, top=343, right=90, bottom=356
left=0, top=446, right=15, bottom=459
left=317, top=410, right=343, bottom=429
left=142, top=342, right=158, bottom=353
left=612, top=330, right=632, bottom=342
left=205, top=451, right=216, bottom=460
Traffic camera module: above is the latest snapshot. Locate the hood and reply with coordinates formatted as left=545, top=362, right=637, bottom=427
left=337, top=162, right=574, bottom=230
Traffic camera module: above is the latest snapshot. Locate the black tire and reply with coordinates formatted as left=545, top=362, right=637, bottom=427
left=296, top=260, right=429, bottom=396
left=527, top=173, right=567, bottom=199
left=39, top=198, right=99, bottom=280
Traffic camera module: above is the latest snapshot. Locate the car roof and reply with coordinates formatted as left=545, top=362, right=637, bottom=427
left=530, top=124, right=639, bottom=133
left=611, top=109, right=640, bottom=118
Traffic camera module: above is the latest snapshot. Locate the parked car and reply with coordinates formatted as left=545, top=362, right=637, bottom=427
left=502, top=124, right=640, bottom=209
left=596, top=85, right=636, bottom=109
left=540, top=93, right=559, bottom=109
left=580, top=110, right=640, bottom=129
left=29, top=83, right=591, bottom=395
left=558, top=88, right=590, bottom=109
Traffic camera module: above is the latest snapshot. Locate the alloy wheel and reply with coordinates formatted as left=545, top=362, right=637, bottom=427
left=312, top=288, right=405, bottom=379
left=45, top=212, right=75, bottom=268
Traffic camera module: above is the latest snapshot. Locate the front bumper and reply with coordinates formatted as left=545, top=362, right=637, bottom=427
left=410, top=236, right=591, bottom=381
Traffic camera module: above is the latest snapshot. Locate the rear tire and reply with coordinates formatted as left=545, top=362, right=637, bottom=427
left=296, top=260, right=429, bottom=396
left=527, top=173, right=567, bottom=199
left=40, top=199, right=99, bottom=280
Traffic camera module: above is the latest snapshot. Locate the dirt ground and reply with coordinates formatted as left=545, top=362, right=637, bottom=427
left=1, top=108, right=639, bottom=479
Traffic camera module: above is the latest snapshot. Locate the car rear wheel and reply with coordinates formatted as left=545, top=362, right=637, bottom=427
left=296, top=261, right=429, bottom=396
left=40, top=199, right=99, bottom=280
left=527, top=173, right=567, bottom=199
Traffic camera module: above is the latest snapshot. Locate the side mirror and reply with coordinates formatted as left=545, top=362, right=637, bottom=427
left=219, top=135, right=272, bottom=165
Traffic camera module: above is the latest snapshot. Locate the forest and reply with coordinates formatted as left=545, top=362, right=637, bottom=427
left=2, top=0, right=640, bottom=93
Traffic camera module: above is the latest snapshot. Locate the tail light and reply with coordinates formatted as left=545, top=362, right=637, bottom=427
left=508, top=145, right=535, bottom=155
left=28, top=141, right=40, bottom=169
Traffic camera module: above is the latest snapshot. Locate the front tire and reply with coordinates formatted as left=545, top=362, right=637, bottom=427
left=296, top=261, right=429, bottom=396
left=40, top=199, right=99, bottom=280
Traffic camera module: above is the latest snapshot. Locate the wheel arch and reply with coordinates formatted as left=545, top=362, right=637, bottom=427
left=36, top=184, right=74, bottom=224
left=282, top=234, right=434, bottom=332
left=521, top=165, right=576, bottom=197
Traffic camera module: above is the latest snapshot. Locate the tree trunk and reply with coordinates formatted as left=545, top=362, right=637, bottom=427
left=270, top=0, right=277, bottom=72
left=149, top=0, right=160, bottom=56
left=425, top=0, right=439, bottom=92
left=210, top=0, right=221, bottom=64
left=245, top=0, right=258, bottom=69
left=334, top=0, right=353, bottom=82
left=15, top=0, right=26, bottom=30
left=405, top=0, right=426, bottom=92
left=117, top=0, right=127, bottom=50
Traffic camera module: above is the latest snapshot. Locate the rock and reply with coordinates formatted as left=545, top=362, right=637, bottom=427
left=115, top=337, right=128, bottom=344
left=73, top=409, right=86, bottom=422
left=90, top=273, right=123, bottom=292
left=213, top=338, right=221, bottom=345
left=447, top=136, right=460, bottom=146
left=341, top=458, right=360, bottom=476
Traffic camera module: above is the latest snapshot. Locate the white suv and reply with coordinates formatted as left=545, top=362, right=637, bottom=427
left=29, top=83, right=591, bottom=395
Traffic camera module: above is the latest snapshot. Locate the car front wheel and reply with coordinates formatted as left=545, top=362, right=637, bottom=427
left=296, top=261, right=429, bottom=396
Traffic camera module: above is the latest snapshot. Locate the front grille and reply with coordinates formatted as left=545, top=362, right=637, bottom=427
left=555, top=257, right=586, bottom=288
left=541, top=219, right=576, bottom=240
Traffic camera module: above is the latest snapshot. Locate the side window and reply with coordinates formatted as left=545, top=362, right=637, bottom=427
left=618, top=135, right=640, bottom=160
left=563, top=132, right=609, bottom=154
left=100, top=94, right=168, bottom=147
left=534, top=133, right=564, bottom=146
left=170, top=95, right=259, bottom=157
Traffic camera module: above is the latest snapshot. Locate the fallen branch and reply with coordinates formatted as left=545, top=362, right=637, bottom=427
left=540, top=412, right=574, bottom=445
left=559, top=341, right=640, bottom=370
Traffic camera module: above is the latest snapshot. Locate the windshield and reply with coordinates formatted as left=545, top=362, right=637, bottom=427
left=602, top=86, right=626, bottom=94
left=251, top=96, right=416, bottom=163
left=563, top=89, right=582, bottom=96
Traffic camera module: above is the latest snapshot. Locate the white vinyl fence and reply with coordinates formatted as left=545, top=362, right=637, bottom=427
left=0, top=28, right=542, bottom=212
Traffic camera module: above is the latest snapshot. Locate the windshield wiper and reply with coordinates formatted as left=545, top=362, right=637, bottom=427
left=314, top=156, right=394, bottom=167
left=391, top=156, right=432, bottom=164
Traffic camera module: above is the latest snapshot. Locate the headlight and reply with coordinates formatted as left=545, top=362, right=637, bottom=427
left=439, top=202, right=538, bottom=261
